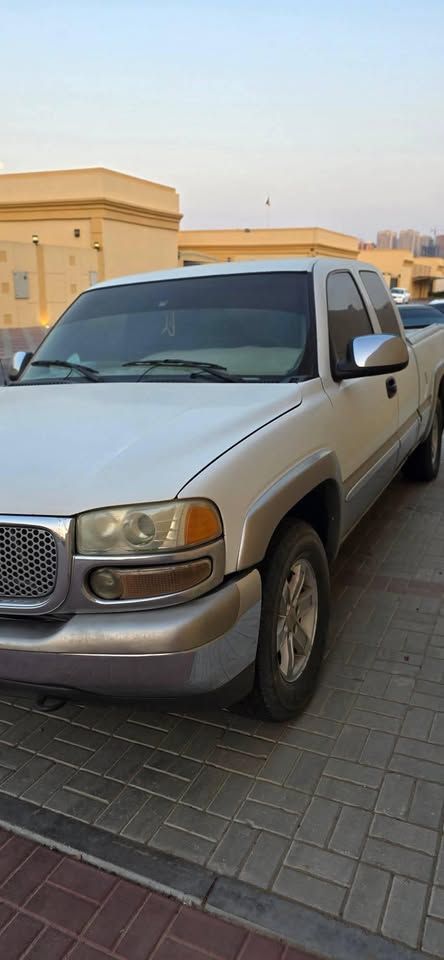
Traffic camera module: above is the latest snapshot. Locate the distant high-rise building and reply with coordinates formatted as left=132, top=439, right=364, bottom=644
left=420, top=235, right=437, bottom=256
left=436, top=235, right=444, bottom=257
left=399, top=229, right=421, bottom=255
left=376, top=230, right=397, bottom=249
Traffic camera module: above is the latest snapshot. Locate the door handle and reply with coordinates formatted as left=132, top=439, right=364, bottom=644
left=386, top=376, right=397, bottom=398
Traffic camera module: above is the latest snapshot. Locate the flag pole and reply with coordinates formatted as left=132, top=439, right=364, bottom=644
left=265, top=195, right=271, bottom=229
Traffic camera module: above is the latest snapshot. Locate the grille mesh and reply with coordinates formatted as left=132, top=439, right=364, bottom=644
left=0, top=525, right=58, bottom=600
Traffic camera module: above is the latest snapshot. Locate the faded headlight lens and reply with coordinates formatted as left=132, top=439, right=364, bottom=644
left=76, top=500, right=222, bottom=555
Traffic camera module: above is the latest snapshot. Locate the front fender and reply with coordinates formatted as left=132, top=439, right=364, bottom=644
left=237, top=449, right=343, bottom=569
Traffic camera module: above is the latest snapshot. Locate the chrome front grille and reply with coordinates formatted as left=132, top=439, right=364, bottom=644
left=0, top=524, right=58, bottom=599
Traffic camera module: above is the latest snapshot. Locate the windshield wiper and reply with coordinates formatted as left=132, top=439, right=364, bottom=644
left=122, top=358, right=236, bottom=382
left=31, top=360, right=100, bottom=382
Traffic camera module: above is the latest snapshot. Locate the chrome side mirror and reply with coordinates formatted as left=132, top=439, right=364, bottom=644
left=8, top=350, right=33, bottom=381
left=335, top=334, right=409, bottom=380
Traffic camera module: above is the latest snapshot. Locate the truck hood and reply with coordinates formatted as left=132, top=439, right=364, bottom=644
left=0, top=382, right=302, bottom=515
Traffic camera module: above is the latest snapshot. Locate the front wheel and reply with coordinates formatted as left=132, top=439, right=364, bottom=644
left=253, top=519, right=330, bottom=721
left=404, top=401, right=442, bottom=482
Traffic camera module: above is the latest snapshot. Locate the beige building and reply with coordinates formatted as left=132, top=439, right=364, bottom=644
left=358, top=248, right=444, bottom=299
left=1, top=166, right=443, bottom=338
left=178, top=227, right=359, bottom=266
left=0, top=168, right=181, bottom=329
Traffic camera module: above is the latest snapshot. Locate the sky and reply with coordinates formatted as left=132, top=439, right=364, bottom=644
left=0, top=0, right=443, bottom=240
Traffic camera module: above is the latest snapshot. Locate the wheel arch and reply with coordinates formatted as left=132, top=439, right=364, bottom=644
left=237, top=451, right=343, bottom=570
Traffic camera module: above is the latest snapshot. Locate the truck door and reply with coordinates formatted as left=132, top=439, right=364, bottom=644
left=322, top=269, right=400, bottom=534
left=359, top=269, right=421, bottom=464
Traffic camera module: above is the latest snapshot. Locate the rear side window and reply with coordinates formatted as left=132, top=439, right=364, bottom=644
left=360, top=270, right=400, bottom=335
left=327, top=271, right=373, bottom=366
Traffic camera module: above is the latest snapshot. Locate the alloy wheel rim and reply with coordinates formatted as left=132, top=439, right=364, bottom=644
left=276, top=558, right=318, bottom=683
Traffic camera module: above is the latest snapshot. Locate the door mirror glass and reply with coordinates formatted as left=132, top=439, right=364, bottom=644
left=335, top=334, right=409, bottom=380
left=8, top=351, right=33, bottom=381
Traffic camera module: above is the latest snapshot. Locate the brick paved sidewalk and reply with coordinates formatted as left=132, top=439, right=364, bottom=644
left=0, top=830, right=313, bottom=960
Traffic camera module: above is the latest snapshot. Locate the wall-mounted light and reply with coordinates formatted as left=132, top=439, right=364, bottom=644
left=93, top=241, right=101, bottom=251
left=32, top=234, right=39, bottom=245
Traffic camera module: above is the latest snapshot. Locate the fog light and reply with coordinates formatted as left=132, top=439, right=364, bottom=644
left=89, top=568, right=122, bottom=600
left=89, top=559, right=212, bottom=601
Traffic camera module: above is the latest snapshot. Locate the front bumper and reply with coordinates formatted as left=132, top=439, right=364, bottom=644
left=0, top=570, right=261, bottom=704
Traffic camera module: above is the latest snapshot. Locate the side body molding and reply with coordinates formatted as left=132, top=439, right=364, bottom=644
left=237, top=449, right=343, bottom=570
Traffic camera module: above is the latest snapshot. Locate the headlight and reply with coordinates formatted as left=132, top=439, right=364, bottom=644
left=76, top=500, right=222, bottom=555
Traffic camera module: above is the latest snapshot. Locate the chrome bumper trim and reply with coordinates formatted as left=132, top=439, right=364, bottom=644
left=0, top=571, right=261, bottom=697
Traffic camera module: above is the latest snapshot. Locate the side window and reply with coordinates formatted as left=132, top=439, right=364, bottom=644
left=359, top=270, right=400, bottom=336
left=327, top=271, right=374, bottom=367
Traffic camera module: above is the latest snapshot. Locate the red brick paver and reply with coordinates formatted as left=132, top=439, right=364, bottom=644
left=0, top=832, right=314, bottom=960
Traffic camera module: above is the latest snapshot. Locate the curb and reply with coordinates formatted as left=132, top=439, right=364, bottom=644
left=0, top=793, right=431, bottom=960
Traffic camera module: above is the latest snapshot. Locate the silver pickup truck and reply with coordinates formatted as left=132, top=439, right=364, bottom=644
left=0, top=258, right=443, bottom=719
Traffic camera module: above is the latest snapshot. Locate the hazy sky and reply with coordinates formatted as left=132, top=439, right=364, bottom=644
left=1, top=1, right=443, bottom=239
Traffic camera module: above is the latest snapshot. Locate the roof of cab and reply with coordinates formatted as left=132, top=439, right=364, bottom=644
left=92, top=257, right=363, bottom=290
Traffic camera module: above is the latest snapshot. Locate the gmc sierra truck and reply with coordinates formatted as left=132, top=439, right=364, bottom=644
left=0, top=258, right=443, bottom=720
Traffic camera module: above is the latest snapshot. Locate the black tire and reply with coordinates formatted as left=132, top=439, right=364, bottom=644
left=403, top=400, right=442, bottom=482
left=253, top=519, right=330, bottom=721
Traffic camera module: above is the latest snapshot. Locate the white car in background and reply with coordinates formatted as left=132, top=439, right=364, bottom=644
left=391, top=287, right=411, bottom=304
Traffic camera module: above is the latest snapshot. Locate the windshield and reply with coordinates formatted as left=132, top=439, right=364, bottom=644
left=391, top=289, right=404, bottom=295
left=19, top=272, right=315, bottom=384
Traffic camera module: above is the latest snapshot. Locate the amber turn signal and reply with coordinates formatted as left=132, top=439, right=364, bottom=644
left=184, top=503, right=222, bottom=546
left=89, top=558, right=212, bottom=600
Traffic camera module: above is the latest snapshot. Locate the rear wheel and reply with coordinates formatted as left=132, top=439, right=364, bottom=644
left=404, top=400, right=442, bottom=482
left=253, top=519, right=330, bottom=721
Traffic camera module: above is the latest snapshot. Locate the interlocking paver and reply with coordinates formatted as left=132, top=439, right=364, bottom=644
left=84, top=879, right=146, bottom=949
left=236, top=799, right=298, bottom=837
left=330, top=725, right=368, bottom=760
left=375, top=772, right=415, bottom=817
left=273, top=866, right=346, bottom=915
left=248, top=781, right=308, bottom=815
left=207, top=822, right=258, bottom=876
left=239, top=832, right=289, bottom=888
left=362, top=837, right=434, bottom=882
left=208, top=772, right=252, bottom=818
left=328, top=806, right=371, bottom=859
left=0, top=913, right=44, bottom=960
left=343, top=863, right=390, bottom=932
left=382, top=876, right=428, bottom=948
left=316, top=775, right=377, bottom=809
left=23, top=927, right=74, bottom=960
left=295, top=797, right=340, bottom=846
left=259, top=745, right=301, bottom=784
left=429, top=886, right=444, bottom=921
left=422, top=918, right=444, bottom=957
left=26, top=881, right=97, bottom=933
left=117, top=893, right=177, bottom=959
left=285, top=841, right=355, bottom=886
left=0, top=845, right=59, bottom=904
left=360, top=730, right=396, bottom=768
left=285, top=752, right=327, bottom=793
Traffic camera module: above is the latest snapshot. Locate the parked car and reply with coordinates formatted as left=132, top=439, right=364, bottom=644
left=1, top=259, right=444, bottom=719
left=430, top=299, right=444, bottom=315
left=391, top=287, right=411, bottom=304
left=399, top=304, right=444, bottom=328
